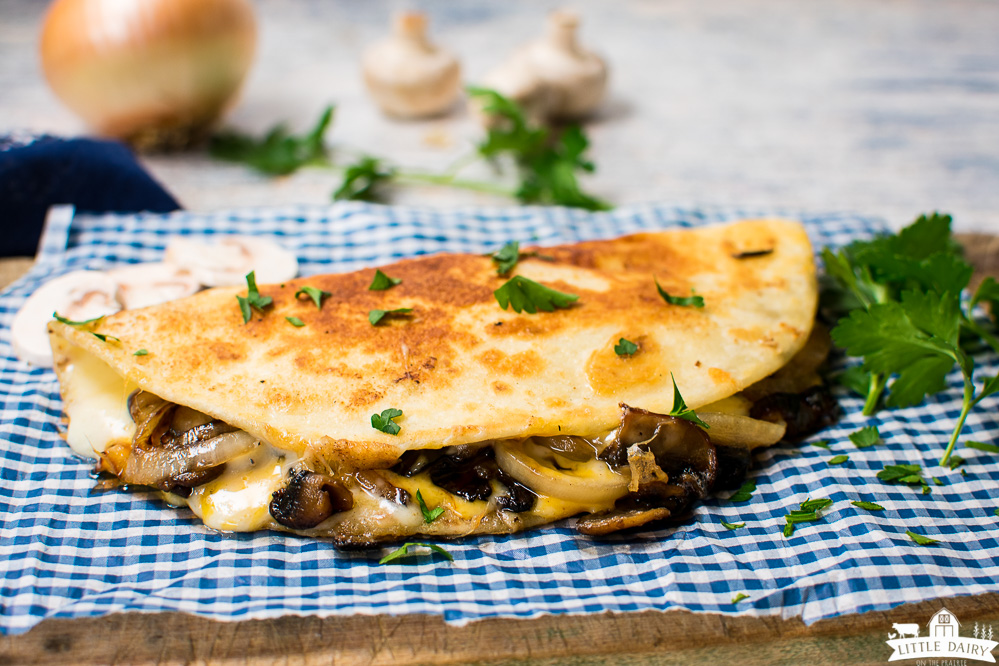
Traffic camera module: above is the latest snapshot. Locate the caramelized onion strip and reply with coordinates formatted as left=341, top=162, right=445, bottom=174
left=697, top=412, right=786, bottom=449
left=495, top=439, right=630, bottom=504
left=121, top=430, right=259, bottom=486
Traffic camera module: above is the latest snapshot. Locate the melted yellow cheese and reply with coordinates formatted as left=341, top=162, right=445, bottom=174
left=56, top=339, right=138, bottom=458
left=188, top=444, right=297, bottom=532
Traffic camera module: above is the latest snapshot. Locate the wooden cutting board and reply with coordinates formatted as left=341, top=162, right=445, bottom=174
left=2, top=234, right=998, bottom=665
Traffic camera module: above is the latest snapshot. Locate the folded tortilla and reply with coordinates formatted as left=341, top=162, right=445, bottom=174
left=49, top=218, right=820, bottom=544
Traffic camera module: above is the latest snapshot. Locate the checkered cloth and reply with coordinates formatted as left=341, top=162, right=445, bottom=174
left=2, top=203, right=997, bottom=636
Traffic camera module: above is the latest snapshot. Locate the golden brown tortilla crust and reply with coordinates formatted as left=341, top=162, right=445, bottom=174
left=49, top=219, right=817, bottom=470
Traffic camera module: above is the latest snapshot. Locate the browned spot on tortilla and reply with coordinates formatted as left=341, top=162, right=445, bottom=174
left=492, top=381, right=512, bottom=394
left=477, top=349, right=545, bottom=377
left=347, top=387, right=383, bottom=409
left=708, top=367, right=735, bottom=386
left=209, top=342, right=243, bottom=361
left=585, top=335, right=667, bottom=396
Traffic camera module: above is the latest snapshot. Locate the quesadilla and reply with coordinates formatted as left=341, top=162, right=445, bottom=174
left=47, top=218, right=836, bottom=546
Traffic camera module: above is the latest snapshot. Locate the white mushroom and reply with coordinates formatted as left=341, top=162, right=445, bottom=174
left=362, top=12, right=462, bottom=119
left=12, top=270, right=121, bottom=367
left=478, top=10, right=608, bottom=123
left=163, top=236, right=299, bottom=287
left=106, top=262, right=201, bottom=310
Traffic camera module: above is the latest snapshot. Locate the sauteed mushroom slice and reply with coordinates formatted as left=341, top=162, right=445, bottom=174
left=355, top=470, right=410, bottom=505
left=750, top=385, right=840, bottom=440
left=270, top=469, right=354, bottom=530
left=576, top=508, right=672, bottom=536
left=427, top=447, right=497, bottom=502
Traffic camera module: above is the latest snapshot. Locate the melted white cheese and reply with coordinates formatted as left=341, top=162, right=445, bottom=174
left=58, top=341, right=137, bottom=458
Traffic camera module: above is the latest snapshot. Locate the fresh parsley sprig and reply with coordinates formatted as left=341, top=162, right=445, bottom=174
left=823, top=212, right=999, bottom=465
left=53, top=312, right=118, bottom=343
left=369, top=308, right=413, bottom=325
left=236, top=271, right=273, bottom=324
left=210, top=106, right=334, bottom=175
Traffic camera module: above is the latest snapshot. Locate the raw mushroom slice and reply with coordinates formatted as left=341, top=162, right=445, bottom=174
left=164, top=236, right=299, bottom=287
left=106, top=262, right=201, bottom=310
left=12, top=270, right=121, bottom=367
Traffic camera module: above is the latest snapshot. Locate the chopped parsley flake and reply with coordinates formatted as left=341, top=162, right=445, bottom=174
left=731, top=593, right=750, bottom=604
left=493, top=275, right=578, bottom=314
left=371, top=408, right=403, bottom=435
left=668, top=373, right=709, bottom=429
left=721, top=521, right=745, bottom=530
left=849, top=426, right=881, bottom=449
left=286, top=316, right=305, bottom=327
left=369, top=308, right=413, bottom=325
left=491, top=241, right=521, bottom=276
left=877, top=463, right=925, bottom=487
left=614, top=338, right=638, bottom=356
left=782, top=498, right=833, bottom=538
left=655, top=278, right=704, bottom=308
left=416, top=490, right=445, bottom=524
left=295, top=285, right=331, bottom=309
left=237, top=271, right=273, bottom=323
left=368, top=270, right=402, bottom=291
left=729, top=480, right=756, bottom=503
left=905, top=529, right=941, bottom=546
left=133, top=349, right=148, bottom=356
left=378, top=542, right=453, bottom=565
left=829, top=455, right=849, bottom=465
left=851, top=501, right=885, bottom=511
left=810, top=440, right=831, bottom=449
left=53, top=312, right=116, bottom=342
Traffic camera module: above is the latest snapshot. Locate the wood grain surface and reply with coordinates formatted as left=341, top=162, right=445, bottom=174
left=0, top=234, right=997, bottom=664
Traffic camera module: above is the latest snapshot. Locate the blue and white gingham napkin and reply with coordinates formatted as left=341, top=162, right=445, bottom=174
left=2, top=203, right=998, bottom=636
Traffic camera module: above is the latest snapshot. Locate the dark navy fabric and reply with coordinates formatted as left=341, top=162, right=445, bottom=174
left=0, top=133, right=179, bottom=257
left=0, top=203, right=997, bottom=635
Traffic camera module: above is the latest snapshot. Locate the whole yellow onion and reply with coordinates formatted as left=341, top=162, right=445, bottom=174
left=40, top=0, right=257, bottom=150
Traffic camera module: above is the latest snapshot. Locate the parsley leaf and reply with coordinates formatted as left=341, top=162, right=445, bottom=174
left=52, top=312, right=105, bottom=327
left=378, top=542, right=453, bottom=564
left=905, top=529, right=941, bottom=546
left=286, top=316, right=305, bottom=327
left=731, top=593, right=750, bottom=604
left=491, top=241, right=521, bottom=276
left=669, top=373, right=709, bottom=429
left=467, top=87, right=610, bottom=211
left=210, top=105, right=334, bottom=175
left=810, top=440, right=831, bottom=449
left=655, top=278, right=705, bottom=308
left=849, top=426, right=881, bottom=449
left=53, top=312, right=119, bottom=343
left=729, top=480, right=756, bottom=503
left=369, top=308, right=413, bottom=325
left=829, top=455, right=849, bottom=465
left=493, top=275, right=578, bottom=314
left=614, top=338, right=638, bottom=356
left=333, top=155, right=396, bottom=202
left=877, top=463, right=925, bottom=486
left=133, top=349, right=148, bottom=356
left=782, top=498, right=833, bottom=537
left=236, top=271, right=273, bottom=323
left=721, top=521, right=745, bottom=530
left=966, top=441, right=999, bottom=454
left=295, top=286, right=331, bottom=309
left=371, top=408, right=403, bottom=435
left=416, top=490, right=445, bottom=524
left=852, top=500, right=885, bottom=511
left=368, top=270, right=402, bottom=291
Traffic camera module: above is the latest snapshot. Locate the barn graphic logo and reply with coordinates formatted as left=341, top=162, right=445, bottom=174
left=886, top=607, right=998, bottom=662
